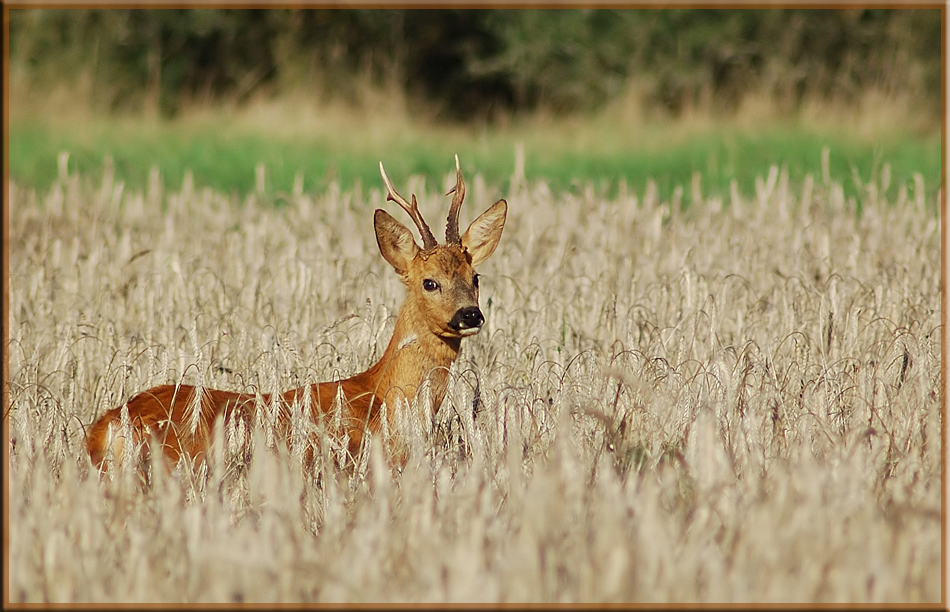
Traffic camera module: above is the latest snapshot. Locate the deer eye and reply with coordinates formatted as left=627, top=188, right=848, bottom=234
left=473, top=274, right=480, bottom=289
left=423, top=279, right=440, bottom=292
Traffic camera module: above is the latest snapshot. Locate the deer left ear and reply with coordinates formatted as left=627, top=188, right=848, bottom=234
left=375, top=209, right=420, bottom=274
left=461, top=199, right=507, bottom=267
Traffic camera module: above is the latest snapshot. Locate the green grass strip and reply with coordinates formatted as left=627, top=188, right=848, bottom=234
left=9, top=119, right=940, bottom=207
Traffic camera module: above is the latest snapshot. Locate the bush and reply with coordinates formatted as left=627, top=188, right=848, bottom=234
left=9, top=8, right=942, bottom=120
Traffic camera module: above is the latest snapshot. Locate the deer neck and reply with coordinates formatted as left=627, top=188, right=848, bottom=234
left=353, top=299, right=462, bottom=413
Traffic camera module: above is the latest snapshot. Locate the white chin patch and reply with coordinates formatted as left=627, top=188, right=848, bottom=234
left=458, top=327, right=481, bottom=337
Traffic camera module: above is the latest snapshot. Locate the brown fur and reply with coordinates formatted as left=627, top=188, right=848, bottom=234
left=86, top=160, right=506, bottom=471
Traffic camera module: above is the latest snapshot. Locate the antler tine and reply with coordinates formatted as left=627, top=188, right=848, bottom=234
left=445, top=154, right=465, bottom=245
left=379, top=161, right=438, bottom=249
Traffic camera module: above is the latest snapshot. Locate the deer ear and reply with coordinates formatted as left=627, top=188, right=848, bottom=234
left=461, top=199, right=507, bottom=267
left=375, top=209, right=419, bottom=273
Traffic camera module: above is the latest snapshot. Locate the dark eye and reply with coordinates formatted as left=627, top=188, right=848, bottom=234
left=423, top=279, right=440, bottom=292
left=473, top=274, right=480, bottom=289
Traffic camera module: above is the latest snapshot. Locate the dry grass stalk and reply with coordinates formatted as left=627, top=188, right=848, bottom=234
left=7, top=163, right=940, bottom=603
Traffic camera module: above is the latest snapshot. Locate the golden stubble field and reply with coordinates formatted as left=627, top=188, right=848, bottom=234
left=6, top=159, right=942, bottom=603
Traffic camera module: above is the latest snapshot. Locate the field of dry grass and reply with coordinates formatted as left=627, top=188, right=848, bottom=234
left=6, top=158, right=942, bottom=603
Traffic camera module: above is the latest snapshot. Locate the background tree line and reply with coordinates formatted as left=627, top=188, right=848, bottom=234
left=9, top=8, right=941, bottom=121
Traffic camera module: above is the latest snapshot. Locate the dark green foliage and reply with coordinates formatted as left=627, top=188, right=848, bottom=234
left=9, top=8, right=942, bottom=120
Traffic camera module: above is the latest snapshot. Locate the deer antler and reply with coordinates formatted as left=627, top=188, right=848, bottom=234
left=379, top=162, right=438, bottom=249
left=445, top=154, right=465, bottom=245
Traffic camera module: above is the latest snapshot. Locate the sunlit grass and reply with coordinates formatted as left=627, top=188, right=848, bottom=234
left=8, top=89, right=941, bottom=203
left=7, top=156, right=940, bottom=602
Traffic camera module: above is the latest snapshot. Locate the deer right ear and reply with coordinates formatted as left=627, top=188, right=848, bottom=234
left=374, top=209, right=420, bottom=274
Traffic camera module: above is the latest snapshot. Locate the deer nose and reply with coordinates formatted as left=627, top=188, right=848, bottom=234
left=450, top=306, right=484, bottom=332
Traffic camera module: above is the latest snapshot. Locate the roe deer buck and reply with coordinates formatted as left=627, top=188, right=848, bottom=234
left=87, top=156, right=507, bottom=470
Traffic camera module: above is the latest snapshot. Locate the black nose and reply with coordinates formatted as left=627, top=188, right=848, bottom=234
left=451, top=306, right=484, bottom=330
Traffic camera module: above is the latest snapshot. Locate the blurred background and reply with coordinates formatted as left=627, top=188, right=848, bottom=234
left=7, top=8, right=942, bottom=200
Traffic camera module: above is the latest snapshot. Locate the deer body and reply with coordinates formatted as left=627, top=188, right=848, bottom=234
left=86, top=157, right=506, bottom=470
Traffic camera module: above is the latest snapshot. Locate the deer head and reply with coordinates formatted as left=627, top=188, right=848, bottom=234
left=375, top=156, right=507, bottom=339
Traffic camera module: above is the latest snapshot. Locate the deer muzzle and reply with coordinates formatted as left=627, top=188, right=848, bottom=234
left=449, top=306, right=484, bottom=336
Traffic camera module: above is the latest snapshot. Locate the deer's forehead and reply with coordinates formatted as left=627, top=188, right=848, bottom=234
left=413, top=246, right=473, bottom=277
